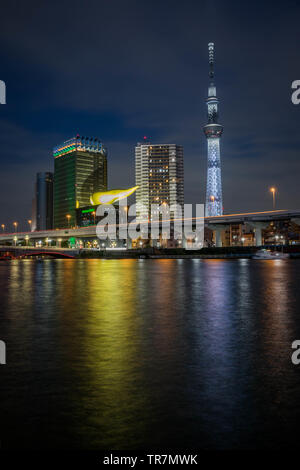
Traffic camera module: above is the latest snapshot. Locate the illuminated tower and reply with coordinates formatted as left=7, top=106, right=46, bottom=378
left=203, top=43, right=223, bottom=216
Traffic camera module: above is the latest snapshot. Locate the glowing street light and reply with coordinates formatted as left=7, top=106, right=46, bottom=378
left=28, top=219, right=32, bottom=231
left=66, top=214, right=71, bottom=228
left=13, top=222, right=18, bottom=233
left=1, top=224, right=5, bottom=232
left=270, top=187, right=276, bottom=210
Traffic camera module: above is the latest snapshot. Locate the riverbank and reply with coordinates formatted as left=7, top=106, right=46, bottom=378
left=77, top=246, right=300, bottom=259
left=1, top=245, right=300, bottom=260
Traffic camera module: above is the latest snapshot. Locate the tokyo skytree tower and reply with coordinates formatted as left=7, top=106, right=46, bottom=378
left=203, top=42, right=223, bottom=217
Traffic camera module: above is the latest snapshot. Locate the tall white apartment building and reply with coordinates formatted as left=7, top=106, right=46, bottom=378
left=135, top=143, right=184, bottom=220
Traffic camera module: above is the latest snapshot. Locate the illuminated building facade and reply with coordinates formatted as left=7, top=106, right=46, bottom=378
left=135, top=143, right=184, bottom=220
left=203, top=43, right=223, bottom=217
left=53, top=135, right=107, bottom=228
left=32, top=172, right=53, bottom=231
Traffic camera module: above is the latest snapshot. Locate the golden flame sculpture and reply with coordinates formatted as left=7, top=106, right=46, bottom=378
left=90, top=186, right=138, bottom=205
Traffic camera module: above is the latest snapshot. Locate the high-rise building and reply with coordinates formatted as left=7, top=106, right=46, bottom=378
left=135, top=142, right=184, bottom=219
left=203, top=42, right=223, bottom=217
left=53, top=135, right=107, bottom=228
left=32, top=172, right=53, bottom=231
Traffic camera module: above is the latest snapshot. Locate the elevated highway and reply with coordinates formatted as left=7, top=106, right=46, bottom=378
left=0, top=210, right=299, bottom=248
left=205, top=209, right=300, bottom=246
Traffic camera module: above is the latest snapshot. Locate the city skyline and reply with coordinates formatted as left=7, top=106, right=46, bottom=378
left=0, top=0, right=300, bottom=231
left=2, top=1, right=300, bottom=458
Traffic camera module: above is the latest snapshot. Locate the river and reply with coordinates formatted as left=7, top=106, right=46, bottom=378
left=0, top=258, right=300, bottom=449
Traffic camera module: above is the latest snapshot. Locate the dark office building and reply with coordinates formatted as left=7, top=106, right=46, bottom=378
left=53, top=135, right=107, bottom=228
left=33, top=172, right=53, bottom=231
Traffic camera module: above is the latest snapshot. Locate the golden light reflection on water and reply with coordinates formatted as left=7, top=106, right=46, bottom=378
left=8, top=261, right=35, bottom=317
left=145, top=259, right=180, bottom=352
left=2, top=258, right=300, bottom=449
left=56, top=259, right=150, bottom=447
left=84, top=259, right=139, bottom=373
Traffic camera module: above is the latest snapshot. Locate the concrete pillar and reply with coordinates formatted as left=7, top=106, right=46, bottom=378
left=209, top=225, right=227, bottom=248
left=215, top=228, right=222, bottom=247
left=248, top=222, right=269, bottom=247
left=255, top=226, right=262, bottom=246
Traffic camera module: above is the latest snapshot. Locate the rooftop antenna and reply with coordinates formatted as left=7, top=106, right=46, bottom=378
left=208, top=42, right=214, bottom=81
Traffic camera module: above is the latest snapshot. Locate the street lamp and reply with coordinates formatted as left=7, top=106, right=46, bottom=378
left=92, top=211, right=96, bottom=225
left=28, top=219, right=32, bottom=231
left=13, top=222, right=18, bottom=233
left=270, top=187, right=276, bottom=210
left=1, top=224, right=5, bottom=232
left=66, top=214, right=71, bottom=228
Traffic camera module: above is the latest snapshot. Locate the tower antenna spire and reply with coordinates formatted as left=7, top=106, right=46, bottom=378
left=208, top=42, right=215, bottom=80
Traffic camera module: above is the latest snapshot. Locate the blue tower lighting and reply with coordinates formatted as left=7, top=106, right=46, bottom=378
left=203, top=42, right=223, bottom=217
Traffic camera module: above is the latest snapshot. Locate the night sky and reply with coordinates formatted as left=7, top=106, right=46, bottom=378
left=1, top=0, right=300, bottom=230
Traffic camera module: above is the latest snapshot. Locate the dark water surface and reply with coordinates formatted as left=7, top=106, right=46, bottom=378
left=1, top=258, right=300, bottom=450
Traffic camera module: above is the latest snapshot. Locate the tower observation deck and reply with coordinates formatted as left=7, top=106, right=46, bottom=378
left=203, top=42, right=223, bottom=216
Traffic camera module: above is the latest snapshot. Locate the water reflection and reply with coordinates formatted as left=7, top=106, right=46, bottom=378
left=0, top=259, right=300, bottom=449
